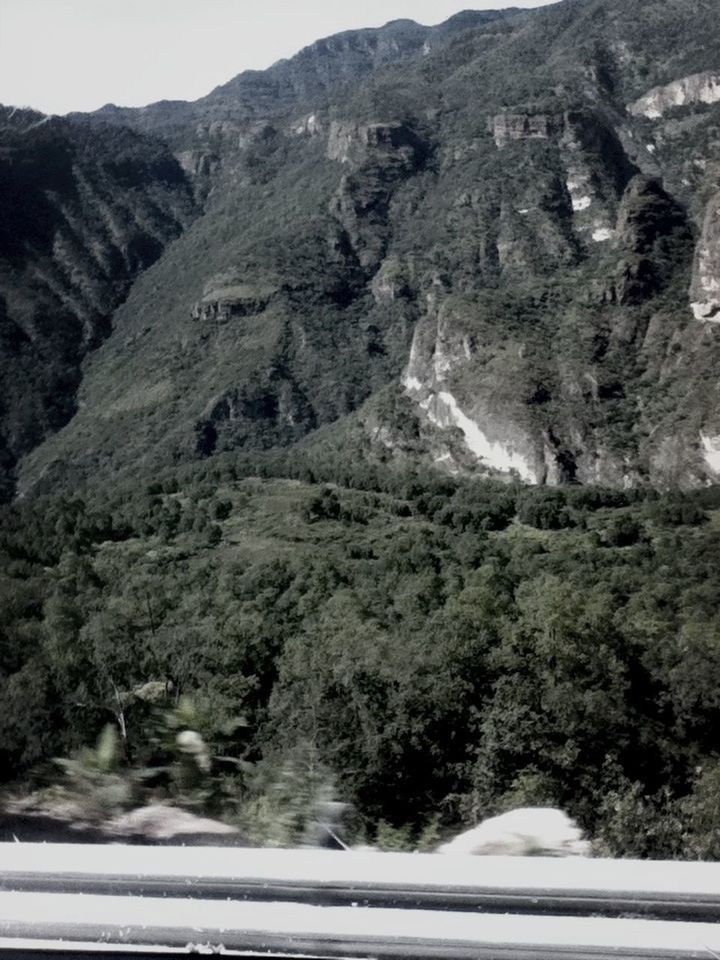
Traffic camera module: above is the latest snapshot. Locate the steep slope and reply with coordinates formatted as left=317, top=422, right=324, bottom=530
left=80, top=12, right=521, bottom=203
left=10, top=0, right=720, bottom=494
left=0, top=11, right=522, bottom=501
left=88, top=12, right=520, bottom=151
left=0, top=107, right=196, bottom=498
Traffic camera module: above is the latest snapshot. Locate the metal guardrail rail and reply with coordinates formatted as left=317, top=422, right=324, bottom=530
left=3, top=844, right=720, bottom=920
left=0, top=844, right=719, bottom=959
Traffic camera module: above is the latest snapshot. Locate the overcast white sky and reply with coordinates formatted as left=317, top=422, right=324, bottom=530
left=0, top=0, right=554, bottom=116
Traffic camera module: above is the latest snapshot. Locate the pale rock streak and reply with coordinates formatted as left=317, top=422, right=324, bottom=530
left=700, top=434, right=720, bottom=473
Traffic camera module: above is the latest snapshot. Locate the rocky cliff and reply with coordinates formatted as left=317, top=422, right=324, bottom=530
left=84, top=11, right=517, bottom=192
left=690, top=192, right=720, bottom=321
left=629, top=72, right=720, bottom=120
left=5, top=0, right=720, bottom=495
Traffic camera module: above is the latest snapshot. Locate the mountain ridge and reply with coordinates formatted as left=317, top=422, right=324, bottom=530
left=85, top=10, right=524, bottom=154
left=0, top=106, right=196, bottom=497
left=3, top=0, right=720, bottom=497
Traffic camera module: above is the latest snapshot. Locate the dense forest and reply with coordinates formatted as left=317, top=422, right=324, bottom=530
left=2, top=447, right=720, bottom=857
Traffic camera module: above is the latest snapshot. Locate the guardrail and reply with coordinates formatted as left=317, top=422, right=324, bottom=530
left=1, top=844, right=719, bottom=958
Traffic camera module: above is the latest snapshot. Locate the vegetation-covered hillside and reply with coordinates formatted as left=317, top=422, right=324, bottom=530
left=2, top=0, right=720, bottom=858
left=3, top=449, right=720, bottom=856
left=0, top=108, right=195, bottom=498
left=2, top=0, right=720, bottom=496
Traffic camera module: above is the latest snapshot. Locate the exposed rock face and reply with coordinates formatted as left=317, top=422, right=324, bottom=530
left=370, top=257, right=412, bottom=305
left=437, top=808, right=591, bottom=857
left=690, top=191, right=720, bottom=321
left=559, top=109, right=636, bottom=246
left=291, top=113, right=323, bottom=137
left=328, top=121, right=424, bottom=272
left=493, top=113, right=559, bottom=148
left=617, top=176, right=686, bottom=252
left=326, top=122, right=361, bottom=164
left=629, top=71, right=720, bottom=119
left=192, top=274, right=280, bottom=322
left=327, top=120, right=419, bottom=167
left=402, top=298, right=547, bottom=484
left=700, top=433, right=720, bottom=472
left=176, top=148, right=221, bottom=178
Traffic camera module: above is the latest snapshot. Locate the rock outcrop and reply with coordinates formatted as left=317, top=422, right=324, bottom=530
left=437, top=807, right=591, bottom=857
left=700, top=432, right=720, bottom=471
left=327, top=120, right=420, bottom=168
left=690, top=191, right=720, bottom=321
left=328, top=121, right=424, bottom=272
left=107, top=804, right=239, bottom=841
left=401, top=296, right=548, bottom=484
left=176, top=148, right=221, bottom=179
left=192, top=274, right=280, bottom=322
left=291, top=113, right=323, bottom=137
left=629, top=71, right=720, bottom=119
left=559, top=109, right=636, bottom=246
left=493, top=113, right=559, bottom=148
left=370, top=257, right=412, bottom=305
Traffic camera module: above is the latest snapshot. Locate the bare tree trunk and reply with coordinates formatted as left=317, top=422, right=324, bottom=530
left=109, top=677, right=130, bottom=761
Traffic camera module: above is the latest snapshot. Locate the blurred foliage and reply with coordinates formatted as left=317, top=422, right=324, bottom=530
left=50, top=724, right=134, bottom=824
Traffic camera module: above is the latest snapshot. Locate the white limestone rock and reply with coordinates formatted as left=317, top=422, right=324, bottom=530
left=690, top=191, right=720, bottom=322
left=401, top=306, right=543, bottom=483
left=107, top=804, right=238, bottom=840
left=291, top=113, right=322, bottom=137
left=700, top=434, right=720, bottom=473
left=420, top=390, right=537, bottom=483
left=326, top=121, right=359, bottom=164
left=437, top=807, right=591, bottom=857
left=559, top=115, right=623, bottom=241
left=629, top=72, right=720, bottom=119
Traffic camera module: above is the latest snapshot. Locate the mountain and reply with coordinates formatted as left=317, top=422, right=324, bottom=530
left=3, top=0, right=720, bottom=498
left=0, top=107, right=195, bottom=498
left=79, top=10, right=520, bottom=199
left=5, top=2, right=720, bottom=856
